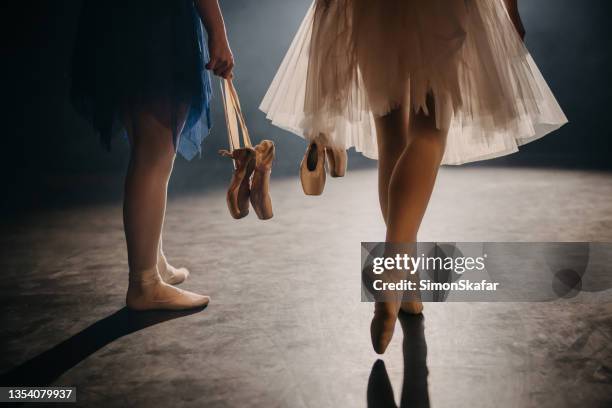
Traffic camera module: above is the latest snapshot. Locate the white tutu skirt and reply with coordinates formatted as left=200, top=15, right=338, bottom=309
left=260, top=0, right=568, bottom=165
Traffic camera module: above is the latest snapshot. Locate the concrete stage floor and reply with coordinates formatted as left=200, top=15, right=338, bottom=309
left=1, top=167, right=611, bottom=407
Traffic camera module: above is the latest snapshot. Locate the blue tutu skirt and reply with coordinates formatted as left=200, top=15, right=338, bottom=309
left=71, top=0, right=212, bottom=160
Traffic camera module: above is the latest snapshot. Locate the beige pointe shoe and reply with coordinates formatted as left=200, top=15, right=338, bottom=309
left=370, top=301, right=401, bottom=354
left=370, top=301, right=423, bottom=353
left=363, top=262, right=403, bottom=354
left=219, top=147, right=255, bottom=219
left=326, top=147, right=347, bottom=177
left=250, top=140, right=275, bottom=220
left=300, top=139, right=326, bottom=195
left=367, top=259, right=423, bottom=354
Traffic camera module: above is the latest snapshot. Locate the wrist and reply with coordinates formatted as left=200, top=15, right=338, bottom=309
left=208, top=27, right=227, bottom=42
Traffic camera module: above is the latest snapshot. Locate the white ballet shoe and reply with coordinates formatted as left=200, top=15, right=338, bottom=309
left=158, top=259, right=190, bottom=286
left=126, top=269, right=209, bottom=311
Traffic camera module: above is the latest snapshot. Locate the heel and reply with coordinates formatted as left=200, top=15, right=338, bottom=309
left=326, top=147, right=347, bottom=177
left=370, top=301, right=401, bottom=354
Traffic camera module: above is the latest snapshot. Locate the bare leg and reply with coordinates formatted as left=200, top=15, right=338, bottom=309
left=375, top=105, right=410, bottom=226
left=123, top=103, right=209, bottom=310
left=386, top=106, right=447, bottom=243
left=371, top=97, right=448, bottom=354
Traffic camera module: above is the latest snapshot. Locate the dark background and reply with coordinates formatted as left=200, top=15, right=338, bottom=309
left=3, top=0, right=612, bottom=212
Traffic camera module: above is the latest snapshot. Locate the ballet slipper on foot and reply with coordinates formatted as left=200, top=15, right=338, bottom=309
left=250, top=140, right=275, bottom=220
left=325, top=147, right=347, bottom=177
left=158, top=258, right=190, bottom=286
left=370, top=301, right=401, bottom=354
left=219, top=147, right=256, bottom=219
left=126, top=269, right=209, bottom=311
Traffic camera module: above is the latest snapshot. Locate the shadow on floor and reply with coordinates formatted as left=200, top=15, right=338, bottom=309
left=368, top=313, right=430, bottom=408
left=0, top=307, right=206, bottom=386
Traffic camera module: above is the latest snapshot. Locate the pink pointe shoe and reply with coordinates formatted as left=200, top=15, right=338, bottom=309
left=219, top=147, right=256, bottom=219
left=250, top=140, right=275, bottom=220
left=300, top=139, right=326, bottom=195
left=326, top=147, right=347, bottom=178
left=371, top=301, right=423, bottom=354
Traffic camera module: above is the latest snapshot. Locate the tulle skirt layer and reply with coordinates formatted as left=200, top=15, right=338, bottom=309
left=71, top=0, right=212, bottom=160
left=260, top=0, right=568, bottom=164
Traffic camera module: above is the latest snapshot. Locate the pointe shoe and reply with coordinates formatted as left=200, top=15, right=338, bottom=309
left=326, top=147, right=347, bottom=177
left=300, top=139, right=326, bottom=195
left=219, top=147, right=255, bottom=219
left=362, top=262, right=404, bottom=354
left=371, top=301, right=401, bottom=354
left=250, top=140, right=275, bottom=220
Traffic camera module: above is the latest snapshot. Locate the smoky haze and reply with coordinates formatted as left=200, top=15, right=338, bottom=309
left=3, top=0, right=611, bottom=210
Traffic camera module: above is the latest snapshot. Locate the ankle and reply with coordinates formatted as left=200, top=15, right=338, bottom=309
left=375, top=301, right=401, bottom=317
left=129, top=267, right=162, bottom=289
left=157, top=253, right=170, bottom=270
